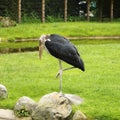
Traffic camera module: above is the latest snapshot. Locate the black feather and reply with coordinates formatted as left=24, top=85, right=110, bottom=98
left=45, top=34, right=85, bottom=71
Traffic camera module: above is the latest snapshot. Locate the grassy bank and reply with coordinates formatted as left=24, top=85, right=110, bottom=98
left=0, top=40, right=120, bottom=120
left=0, top=22, right=120, bottom=41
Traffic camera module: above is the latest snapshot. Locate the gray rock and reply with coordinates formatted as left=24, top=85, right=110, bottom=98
left=0, top=84, right=8, bottom=99
left=0, top=109, right=16, bottom=120
left=32, top=92, right=72, bottom=120
left=72, top=110, right=87, bottom=120
left=14, top=96, right=37, bottom=117
left=0, top=16, right=16, bottom=27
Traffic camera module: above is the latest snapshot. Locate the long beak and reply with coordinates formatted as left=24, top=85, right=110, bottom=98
left=39, top=41, right=44, bottom=59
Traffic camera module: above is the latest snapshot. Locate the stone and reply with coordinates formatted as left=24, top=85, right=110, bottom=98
left=0, top=84, right=8, bottom=99
left=32, top=92, right=72, bottom=120
left=72, top=110, right=87, bottom=120
left=0, top=109, right=16, bottom=120
left=64, top=94, right=83, bottom=105
left=0, top=16, right=16, bottom=27
left=14, top=96, right=37, bottom=117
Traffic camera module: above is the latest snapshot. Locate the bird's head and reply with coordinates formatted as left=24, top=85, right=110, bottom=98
left=39, top=34, right=50, bottom=59
left=39, top=34, right=47, bottom=44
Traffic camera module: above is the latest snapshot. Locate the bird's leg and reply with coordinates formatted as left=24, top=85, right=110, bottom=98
left=56, top=60, right=63, bottom=93
left=56, top=61, right=76, bottom=93
left=56, top=66, right=75, bottom=78
left=63, top=67, right=75, bottom=71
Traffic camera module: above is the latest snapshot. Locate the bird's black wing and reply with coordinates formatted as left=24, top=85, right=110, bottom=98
left=45, top=40, right=85, bottom=71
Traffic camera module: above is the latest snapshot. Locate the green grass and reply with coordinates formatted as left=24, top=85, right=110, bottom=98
left=0, top=40, right=120, bottom=120
left=0, top=22, right=120, bottom=41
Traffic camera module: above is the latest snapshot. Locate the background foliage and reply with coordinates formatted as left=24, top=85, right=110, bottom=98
left=0, top=0, right=120, bottom=22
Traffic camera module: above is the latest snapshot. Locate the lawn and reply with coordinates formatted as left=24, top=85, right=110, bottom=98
left=0, top=22, right=120, bottom=41
left=0, top=40, right=120, bottom=120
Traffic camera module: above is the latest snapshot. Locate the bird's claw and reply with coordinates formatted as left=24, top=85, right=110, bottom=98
left=56, top=72, right=60, bottom=78
left=56, top=70, right=63, bottom=78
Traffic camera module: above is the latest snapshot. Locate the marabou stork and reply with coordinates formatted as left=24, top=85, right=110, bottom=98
left=39, top=34, right=85, bottom=93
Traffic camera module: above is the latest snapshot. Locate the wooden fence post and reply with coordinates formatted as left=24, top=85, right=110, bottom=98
left=42, top=0, right=45, bottom=23
left=64, top=0, right=67, bottom=22
left=18, top=0, right=21, bottom=23
left=110, top=0, right=114, bottom=21
left=87, top=0, right=90, bottom=21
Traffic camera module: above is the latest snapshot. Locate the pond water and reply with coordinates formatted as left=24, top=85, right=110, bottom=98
left=0, top=39, right=120, bottom=54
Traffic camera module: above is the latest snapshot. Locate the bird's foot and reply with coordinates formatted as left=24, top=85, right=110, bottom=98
left=59, top=91, right=64, bottom=97
left=56, top=72, right=59, bottom=78
left=56, top=69, right=63, bottom=78
left=56, top=67, right=75, bottom=78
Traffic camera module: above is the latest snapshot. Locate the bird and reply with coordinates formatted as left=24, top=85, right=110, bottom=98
left=39, top=34, right=85, bottom=93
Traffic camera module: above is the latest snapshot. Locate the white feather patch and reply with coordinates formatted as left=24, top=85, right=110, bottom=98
left=47, top=39, right=51, bottom=41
